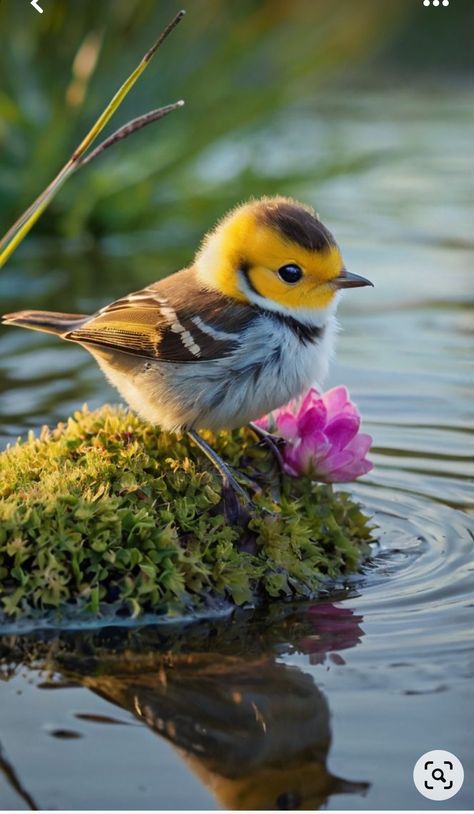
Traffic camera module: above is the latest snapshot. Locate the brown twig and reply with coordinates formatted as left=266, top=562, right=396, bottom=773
left=77, top=101, right=184, bottom=168
left=143, top=8, right=186, bottom=63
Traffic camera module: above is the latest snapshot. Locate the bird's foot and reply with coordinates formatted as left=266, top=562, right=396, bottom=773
left=187, top=429, right=278, bottom=526
left=188, top=429, right=253, bottom=525
left=221, top=476, right=252, bottom=526
left=248, top=421, right=286, bottom=471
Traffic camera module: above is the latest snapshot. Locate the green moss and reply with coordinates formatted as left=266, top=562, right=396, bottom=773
left=0, top=405, right=374, bottom=621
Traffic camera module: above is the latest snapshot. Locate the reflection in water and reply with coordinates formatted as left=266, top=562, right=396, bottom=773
left=0, top=604, right=368, bottom=810
left=88, top=655, right=365, bottom=810
left=0, top=738, right=38, bottom=811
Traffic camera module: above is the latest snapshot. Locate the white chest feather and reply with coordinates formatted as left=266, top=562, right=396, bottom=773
left=196, top=311, right=337, bottom=430
left=91, top=310, right=337, bottom=432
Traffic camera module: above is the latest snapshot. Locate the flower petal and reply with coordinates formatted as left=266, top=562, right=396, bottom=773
left=283, top=432, right=330, bottom=476
left=328, top=457, right=374, bottom=482
left=325, top=414, right=360, bottom=450
left=282, top=441, right=304, bottom=475
left=275, top=411, right=299, bottom=439
left=317, top=449, right=354, bottom=476
left=300, top=387, right=322, bottom=413
left=297, top=403, right=327, bottom=437
left=345, top=432, right=373, bottom=458
left=321, top=386, right=350, bottom=419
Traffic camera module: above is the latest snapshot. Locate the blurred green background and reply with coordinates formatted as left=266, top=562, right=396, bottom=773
left=0, top=0, right=472, bottom=255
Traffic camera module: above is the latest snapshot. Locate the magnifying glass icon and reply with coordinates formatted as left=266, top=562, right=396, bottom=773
left=432, top=768, right=447, bottom=783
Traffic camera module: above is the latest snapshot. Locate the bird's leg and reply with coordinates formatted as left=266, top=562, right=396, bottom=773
left=248, top=421, right=285, bottom=471
left=187, top=429, right=250, bottom=524
left=188, top=430, right=248, bottom=499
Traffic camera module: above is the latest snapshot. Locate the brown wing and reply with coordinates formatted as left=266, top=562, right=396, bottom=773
left=65, top=266, right=256, bottom=362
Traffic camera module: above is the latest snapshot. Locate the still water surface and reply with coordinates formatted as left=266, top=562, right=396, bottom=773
left=0, top=88, right=473, bottom=809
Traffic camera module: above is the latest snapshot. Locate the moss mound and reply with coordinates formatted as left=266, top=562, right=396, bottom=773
left=0, top=405, right=373, bottom=620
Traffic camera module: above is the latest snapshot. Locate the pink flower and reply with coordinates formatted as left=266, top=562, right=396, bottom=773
left=256, top=386, right=373, bottom=483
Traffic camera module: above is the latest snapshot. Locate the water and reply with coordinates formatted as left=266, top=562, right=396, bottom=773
left=0, top=87, right=473, bottom=809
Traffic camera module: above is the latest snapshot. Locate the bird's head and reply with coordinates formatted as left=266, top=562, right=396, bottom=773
left=195, top=196, right=372, bottom=321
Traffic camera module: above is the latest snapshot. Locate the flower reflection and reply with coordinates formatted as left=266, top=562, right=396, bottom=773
left=298, top=602, right=365, bottom=665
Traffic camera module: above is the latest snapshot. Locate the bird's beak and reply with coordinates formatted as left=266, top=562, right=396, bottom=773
left=334, top=269, right=373, bottom=289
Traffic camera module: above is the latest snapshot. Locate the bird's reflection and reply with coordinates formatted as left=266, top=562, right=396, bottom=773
left=0, top=602, right=368, bottom=810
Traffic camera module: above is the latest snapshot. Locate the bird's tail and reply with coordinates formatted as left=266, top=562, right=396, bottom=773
left=2, top=310, right=88, bottom=336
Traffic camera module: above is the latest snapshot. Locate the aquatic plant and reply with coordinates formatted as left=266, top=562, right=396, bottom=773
left=0, top=405, right=373, bottom=621
left=256, top=386, right=373, bottom=481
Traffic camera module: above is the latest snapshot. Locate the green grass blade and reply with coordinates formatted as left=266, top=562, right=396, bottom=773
left=0, top=10, right=185, bottom=269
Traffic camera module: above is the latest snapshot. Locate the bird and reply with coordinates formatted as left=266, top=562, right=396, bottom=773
left=2, top=196, right=372, bottom=509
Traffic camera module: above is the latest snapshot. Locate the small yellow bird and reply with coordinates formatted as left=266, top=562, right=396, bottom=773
left=2, top=196, right=372, bottom=502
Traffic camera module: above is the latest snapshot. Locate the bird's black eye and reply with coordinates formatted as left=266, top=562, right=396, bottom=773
left=277, top=264, right=303, bottom=284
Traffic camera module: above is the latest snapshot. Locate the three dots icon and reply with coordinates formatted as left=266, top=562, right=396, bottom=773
left=423, top=0, right=449, bottom=5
